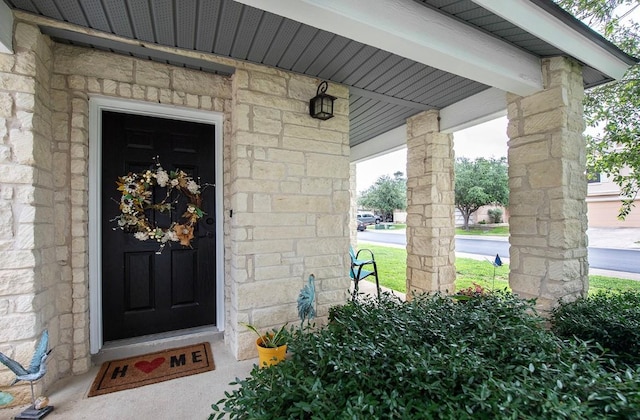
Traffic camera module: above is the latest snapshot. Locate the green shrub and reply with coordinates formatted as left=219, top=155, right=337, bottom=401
left=211, top=292, right=640, bottom=419
left=551, top=290, right=640, bottom=366
left=487, top=208, right=503, bottom=223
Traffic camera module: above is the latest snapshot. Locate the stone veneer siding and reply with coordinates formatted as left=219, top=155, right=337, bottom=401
left=507, top=56, right=589, bottom=310
left=50, top=42, right=233, bottom=379
left=1, top=19, right=351, bottom=402
left=229, top=66, right=350, bottom=359
left=0, top=22, right=59, bottom=403
left=405, top=110, right=456, bottom=295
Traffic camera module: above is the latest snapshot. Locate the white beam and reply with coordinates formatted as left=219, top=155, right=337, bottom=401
left=351, top=125, right=406, bottom=163
left=235, top=0, right=543, bottom=96
left=352, top=88, right=508, bottom=161
left=439, top=88, right=507, bottom=133
left=473, top=0, right=632, bottom=80
left=0, top=0, right=13, bottom=54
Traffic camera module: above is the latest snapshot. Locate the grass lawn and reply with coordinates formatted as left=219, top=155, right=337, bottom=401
left=356, top=243, right=640, bottom=294
left=455, top=226, right=510, bottom=236
left=365, top=223, right=406, bottom=230
left=363, top=225, right=508, bottom=236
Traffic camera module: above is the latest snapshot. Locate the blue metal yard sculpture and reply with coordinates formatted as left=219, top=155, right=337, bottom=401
left=297, top=274, right=316, bottom=328
left=0, top=330, right=53, bottom=418
left=490, top=254, right=503, bottom=290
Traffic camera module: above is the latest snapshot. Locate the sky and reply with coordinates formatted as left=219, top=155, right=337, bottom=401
left=356, top=117, right=509, bottom=192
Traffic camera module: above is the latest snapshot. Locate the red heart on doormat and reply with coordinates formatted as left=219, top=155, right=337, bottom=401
left=134, top=357, right=165, bottom=374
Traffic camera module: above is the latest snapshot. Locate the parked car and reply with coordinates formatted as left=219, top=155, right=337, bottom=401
left=357, top=212, right=381, bottom=225
left=357, top=220, right=367, bottom=231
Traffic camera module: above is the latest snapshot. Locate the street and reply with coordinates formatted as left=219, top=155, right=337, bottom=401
left=358, top=231, right=640, bottom=274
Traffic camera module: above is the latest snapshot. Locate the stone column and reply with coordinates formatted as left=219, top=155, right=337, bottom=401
left=406, top=110, right=456, bottom=295
left=0, top=22, right=61, bottom=404
left=349, top=162, right=357, bottom=246
left=507, top=56, right=589, bottom=310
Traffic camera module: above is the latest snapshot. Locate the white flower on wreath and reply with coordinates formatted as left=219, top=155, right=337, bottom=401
left=161, top=230, right=178, bottom=243
left=123, top=182, right=138, bottom=194
left=186, top=180, right=200, bottom=194
left=156, top=169, right=169, bottom=187
left=134, top=231, right=149, bottom=241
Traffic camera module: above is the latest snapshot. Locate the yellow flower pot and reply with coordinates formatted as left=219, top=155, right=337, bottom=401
left=256, top=337, right=287, bottom=367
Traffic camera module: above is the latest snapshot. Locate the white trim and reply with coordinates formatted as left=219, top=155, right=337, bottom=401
left=351, top=125, right=406, bottom=163
left=88, top=96, right=225, bottom=354
left=586, top=195, right=631, bottom=202
left=236, top=0, right=543, bottom=96
left=472, top=0, right=632, bottom=80
left=351, top=88, right=508, bottom=162
left=0, top=0, right=13, bottom=54
left=439, top=88, right=507, bottom=133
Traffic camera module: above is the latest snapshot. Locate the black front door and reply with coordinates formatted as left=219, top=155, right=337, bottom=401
left=101, top=111, right=216, bottom=342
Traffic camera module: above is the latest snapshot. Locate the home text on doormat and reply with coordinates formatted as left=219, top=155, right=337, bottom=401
left=88, top=342, right=214, bottom=397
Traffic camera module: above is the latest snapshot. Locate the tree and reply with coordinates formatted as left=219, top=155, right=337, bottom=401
left=555, top=0, right=640, bottom=218
left=455, top=157, right=509, bottom=229
left=358, top=172, right=406, bottom=221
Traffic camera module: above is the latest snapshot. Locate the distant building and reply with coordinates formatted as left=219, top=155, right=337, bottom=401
left=587, top=171, right=640, bottom=227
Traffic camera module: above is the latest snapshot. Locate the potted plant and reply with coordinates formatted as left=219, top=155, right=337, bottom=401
left=242, top=323, right=289, bottom=367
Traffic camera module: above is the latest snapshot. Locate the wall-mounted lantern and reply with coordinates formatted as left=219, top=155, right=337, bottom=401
left=309, top=81, right=336, bottom=120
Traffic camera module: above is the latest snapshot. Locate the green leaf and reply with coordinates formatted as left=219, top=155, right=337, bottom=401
left=212, top=291, right=640, bottom=418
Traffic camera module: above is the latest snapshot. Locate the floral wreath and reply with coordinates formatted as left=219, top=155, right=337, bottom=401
left=113, top=158, right=205, bottom=252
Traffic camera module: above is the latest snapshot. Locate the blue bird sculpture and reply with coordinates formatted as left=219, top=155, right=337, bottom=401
left=297, top=274, right=316, bottom=328
left=0, top=330, right=50, bottom=405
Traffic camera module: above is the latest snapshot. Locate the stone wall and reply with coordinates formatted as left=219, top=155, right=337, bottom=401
left=1, top=18, right=352, bottom=398
left=507, top=56, right=589, bottom=310
left=0, top=22, right=61, bottom=404
left=51, top=43, right=232, bottom=374
left=2, top=20, right=233, bottom=402
left=405, top=110, right=456, bottom=295
left=229, top=65, right=351, bottom=359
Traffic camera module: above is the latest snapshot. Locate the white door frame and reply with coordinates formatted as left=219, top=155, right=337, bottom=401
left=88, top=96, right=225, bottom=354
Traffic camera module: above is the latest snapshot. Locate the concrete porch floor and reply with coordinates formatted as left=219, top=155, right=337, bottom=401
left=0, top=335, right=256, bottom=420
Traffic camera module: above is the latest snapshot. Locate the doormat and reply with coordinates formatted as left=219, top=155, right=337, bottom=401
left=88, top=342, right=214, bottom=397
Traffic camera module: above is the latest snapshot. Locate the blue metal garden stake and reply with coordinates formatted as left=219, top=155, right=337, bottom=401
left=492, top=254, right=502, bottom=290
left=297, top=274, right=316, bottom=329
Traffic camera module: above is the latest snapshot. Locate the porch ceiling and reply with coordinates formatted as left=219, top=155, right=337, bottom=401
left=3, top=0, right=636, bottom=148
